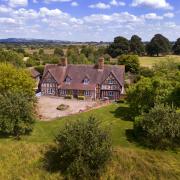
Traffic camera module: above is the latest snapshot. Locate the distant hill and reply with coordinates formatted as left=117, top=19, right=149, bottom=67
left=0, top=38, right=110, bottom=45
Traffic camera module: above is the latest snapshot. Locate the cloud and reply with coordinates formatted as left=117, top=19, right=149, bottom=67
left=0, top=5, right=12, bottom=13
left=110, top=0, right=126, bottom=6
left=142, top=13, right=163, bottom=20
left=71, top=2, right=79, bottom=7
left=164, top=12, right=174, bottom=18
left=89, top=2, right=111, bottom=9
left=131, top=0, right=173, bottom=10
left=8, top=0, right=28, bottom=7
left=44, top=0, right=72, bottom=3
left=0, top=6, right=179, bottom=41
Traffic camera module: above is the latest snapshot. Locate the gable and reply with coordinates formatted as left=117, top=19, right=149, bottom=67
left=42, top=71, right=57, bottom=84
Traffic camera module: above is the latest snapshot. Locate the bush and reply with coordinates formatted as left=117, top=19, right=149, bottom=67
left=64, top=95, right=73, bottom=99
left=78, top=96, right=85, bottom=100
left=54, top=116, right=112, bottom=179
left=134, top=104, right=180, bottom=149
left=56, top=104, right=69, bottom=111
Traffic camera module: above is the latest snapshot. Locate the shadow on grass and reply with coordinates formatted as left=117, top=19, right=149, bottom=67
left=111, top=105, right=133, bottom=121
left=42, top=145, right=61, bottom=173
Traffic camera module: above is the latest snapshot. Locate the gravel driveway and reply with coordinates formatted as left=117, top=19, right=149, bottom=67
left=37, top=96, right=97, bottom=121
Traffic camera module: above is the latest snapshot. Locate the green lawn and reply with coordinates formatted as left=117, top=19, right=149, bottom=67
left=0, top=103, right=180, bottom=179
left=139, top=55, right=180, bottom=67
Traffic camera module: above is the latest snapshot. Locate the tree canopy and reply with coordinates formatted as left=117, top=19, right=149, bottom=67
left=172, top=38, right=180, bottom=55
left=130, top=35, right=145, bottom=55
left=146, top=34, right=170, bottom=56
left=107, top=36, right=130, bottom=58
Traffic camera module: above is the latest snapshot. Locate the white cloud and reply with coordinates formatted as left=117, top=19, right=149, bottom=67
left=131, top=0, right=173, bottom=10
left=89, top=2, right=111, bottom=9
left=0, top=5, right=12, bottom=13
left=8, top=0, right=28, bottom=7
left=71, top=2, right=79, bottom=7
left=142, top=13, right=163, bottom=20
left=0, top=6, right=179, bottom=41
left=164, top=12, right=174, bottom=18
left=110, top=0, right=126, bottom=6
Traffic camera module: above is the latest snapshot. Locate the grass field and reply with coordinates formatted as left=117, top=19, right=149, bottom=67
left=139, top=55, right=180, bottom=67
left=0, top=103, right=180, bottom=179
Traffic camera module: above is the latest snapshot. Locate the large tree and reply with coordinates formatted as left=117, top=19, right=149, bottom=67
left=107, top=36, right=130, bottom=58
left=130, top=35, right=145, bottom=55
left=146, top=34, right=170, bottom=56
left=0, top=63, right=36, bottom=137
left=172, top=38, right=180, bottom=55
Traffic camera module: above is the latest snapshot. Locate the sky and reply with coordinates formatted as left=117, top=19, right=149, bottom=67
left=0, top=0, right=180, bottom=41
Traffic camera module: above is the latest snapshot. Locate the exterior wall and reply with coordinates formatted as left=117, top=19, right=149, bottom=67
left=41, top=72, right=58, bottom=96
left=59, top=89, right=96, bottom=100
left=100, top=73, right=122, bottom=100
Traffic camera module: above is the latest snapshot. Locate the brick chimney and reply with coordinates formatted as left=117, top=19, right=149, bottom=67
left=98, top=57, right=104, bottom=70
left=60, top=57, right=68, bottom=67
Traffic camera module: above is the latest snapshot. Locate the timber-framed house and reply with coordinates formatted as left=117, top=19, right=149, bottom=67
left=41, top=57, right=125, bottom=100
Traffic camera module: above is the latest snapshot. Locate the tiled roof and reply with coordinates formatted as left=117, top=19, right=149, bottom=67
left=43, top=64, right=125, bottom=89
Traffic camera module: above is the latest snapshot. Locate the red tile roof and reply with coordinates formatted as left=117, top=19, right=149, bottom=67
left=42, top=64, right=125, bottom=90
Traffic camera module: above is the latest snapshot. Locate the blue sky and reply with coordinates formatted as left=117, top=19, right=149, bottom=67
left=0, top=0, right=180, bottom=41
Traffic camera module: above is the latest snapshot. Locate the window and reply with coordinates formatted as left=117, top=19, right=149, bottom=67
left=84, top=90, right=90, bottom=96
left=48, top=88, right=53, bottom=94
left=65, top=76, right=71, bottom=84
left=61, top=89, right=67, bottom=95
left=108, top=91, right=113, bottom=97
left=83, top=78, right=89, bottom=84
left=108, top=79, right=114, bottom=84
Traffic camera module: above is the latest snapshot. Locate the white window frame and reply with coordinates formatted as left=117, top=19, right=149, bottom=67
left=61, top=89, right=67, bottom=95
left=84, top=90, right=90, bottom=96
left=83, top=78, right=89, bottom=85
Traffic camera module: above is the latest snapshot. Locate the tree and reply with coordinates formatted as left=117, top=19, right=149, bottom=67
left=0, top=92, right=35, bottom=137
left=39, top=49, right=44, bottom=55
left=172, top=38, right=180, bottom=55
left=134, top=104, right=180, bottom=149
left=54, top=116, right=112, bottom=179
left=146, top=34, right=170, bottom=56
left=0, top=63, right=36, bottom=137
left=127, top=77, right=173, bottom=117
left=0, top=63, right=35, bottom=99
left=107, top=36, right=130, bottom=58
left=0, top=49, right=24, bottom=67
left=130, top=35, right=145, bottom=55
left=118, top=55, right=140, bottom=73
left=54, top=48, right=64, bottom=56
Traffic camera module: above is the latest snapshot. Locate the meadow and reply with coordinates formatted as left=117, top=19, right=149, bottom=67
left=0, top=103, right=179, bottom=179
left=139, top=55, right=180, bottom=67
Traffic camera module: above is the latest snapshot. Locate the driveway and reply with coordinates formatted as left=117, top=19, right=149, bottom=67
left=37, top=96, right=97, bottom=121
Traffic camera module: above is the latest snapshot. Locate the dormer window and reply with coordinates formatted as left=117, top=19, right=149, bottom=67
left=65, top=76, right=71, bottom=84
left=83, top=78, right=89, bottom=85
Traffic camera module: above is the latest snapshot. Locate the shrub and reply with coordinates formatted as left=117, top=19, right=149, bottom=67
left=78, top=96, right=85, bottom=100
left=54, top=116, right=112, bottom=179
left=64, top=95, right=73, bottom=99
left=56, top=104, right=69, bottom=111
left=134, top=104, right=180, bottom=149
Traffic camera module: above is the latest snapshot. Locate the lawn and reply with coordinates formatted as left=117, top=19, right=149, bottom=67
left=139, top=55, right=180, bottom=67
left=0, top=103, right=180, bottom=179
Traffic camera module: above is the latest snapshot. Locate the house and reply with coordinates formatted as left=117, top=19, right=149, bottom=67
left=41, top=57, right=125, bottom=100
